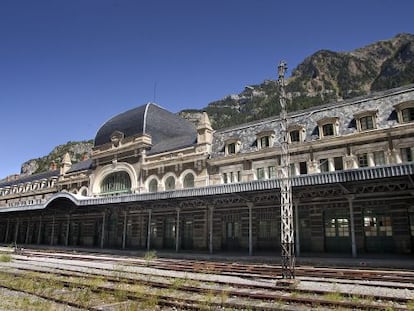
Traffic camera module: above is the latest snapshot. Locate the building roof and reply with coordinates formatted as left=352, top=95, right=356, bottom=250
left=66, top=159, right=93, bottom=173
left=94, top=103, right=197, bottom=154
left=0, top=170, right=60, bottom=188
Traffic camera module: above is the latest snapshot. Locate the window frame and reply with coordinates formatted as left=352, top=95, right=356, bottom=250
left=394, top=101, right=414, bottom=123
left=354, top=110, right=377, bottom=131
left=256, top=130, right=274, bottom=150
left=225, top=138, right=241, bottom=156
left=287, top=124, right=305, bottom=143
left=317, top=117, right=339, bottom=139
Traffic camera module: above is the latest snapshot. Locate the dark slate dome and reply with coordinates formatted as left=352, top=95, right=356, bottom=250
left=94, top=103, right=197, bottom=154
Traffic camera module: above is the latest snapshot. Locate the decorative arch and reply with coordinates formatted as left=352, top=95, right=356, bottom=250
left=145, top=175, right=160, bottom=193
left=162, top=172, right=177, bottom=191
left=100, top=171, right=131, bottom=195
left=91, top=162, right=138, bottom=196
left=180, top=169, right=196, bottom=189
left=79, top=186, right=89, bottom=196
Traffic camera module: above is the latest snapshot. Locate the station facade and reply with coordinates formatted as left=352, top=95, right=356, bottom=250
left=1, top=84, right=414, bottom=257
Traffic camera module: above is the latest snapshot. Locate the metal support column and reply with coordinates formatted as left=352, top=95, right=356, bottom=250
left=4, top=218, right=9, bottom=243
left=14, top=219, right=19, bottom=244
left=147, top=209, right=152, bottom=251
left=65, top=215, right=70, bottom=246
left=209, top=206, right=214, bottom=254
left=278, top=61, right=295, bottom=279
left=247, top=202, right=253, bottom=256
left=176, top=208, right=180, bottom=253
left=50, top=215, right=55, bottom=245
left=294, top=201, right=300, bottom=257
left=347, top=195, right=357, bottom=258
left=25, top=220, right=30, bottom=244
left=100, top=212, right=105, bottom=249
left=37, top=216, right=42, bottom=244
left=122, top=210, right=128, bottom=250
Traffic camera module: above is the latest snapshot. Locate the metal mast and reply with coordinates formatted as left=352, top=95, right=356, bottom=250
left=278, top=60, right=295, bottom=279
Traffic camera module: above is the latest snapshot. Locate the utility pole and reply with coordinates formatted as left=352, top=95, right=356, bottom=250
left=278, top=60, right=295, bottom=279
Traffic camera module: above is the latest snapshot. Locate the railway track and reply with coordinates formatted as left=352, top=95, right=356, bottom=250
left=0, top=247, right=412, bottom=310
left=17, top=247, right=414, bottom=285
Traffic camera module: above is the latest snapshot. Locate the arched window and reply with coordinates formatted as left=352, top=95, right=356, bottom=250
left=183, top=173, right=195, bottom=188
left=149, top=179, right=158, bottom=193
left=165, top=176, right=175, bottom=191
left=81, top=189, right=88, bottom=196
left=100, top=171, right=131, bottom=195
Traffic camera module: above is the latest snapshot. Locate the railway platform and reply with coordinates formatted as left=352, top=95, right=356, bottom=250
left=2, top=243, right=414, bottom=271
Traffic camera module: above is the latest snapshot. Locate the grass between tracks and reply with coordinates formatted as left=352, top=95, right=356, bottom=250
left=0, top=265, right=411, bottom=311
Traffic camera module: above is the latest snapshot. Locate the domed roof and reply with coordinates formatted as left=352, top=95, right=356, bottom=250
left=94, top=103, right=197, bottom=154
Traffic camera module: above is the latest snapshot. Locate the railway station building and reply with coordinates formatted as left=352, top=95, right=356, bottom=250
left=1, top=84, right=414, bottom=257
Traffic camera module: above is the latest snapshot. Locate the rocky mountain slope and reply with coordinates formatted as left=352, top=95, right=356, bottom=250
left=6, top=33, right=414, bottom=178
left=180, top=33, right=414, bottom=129
left=20, top=140, right=93, bottom=176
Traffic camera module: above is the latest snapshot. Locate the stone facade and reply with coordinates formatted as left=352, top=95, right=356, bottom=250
left=0, top=85, right=414, bottom=256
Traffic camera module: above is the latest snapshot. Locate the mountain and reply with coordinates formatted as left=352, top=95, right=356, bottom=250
left=20, top=140, right=93, bottom=176
left=4, top=33, right=414, bottom=178
left=180, top=33, right=414, bottom=129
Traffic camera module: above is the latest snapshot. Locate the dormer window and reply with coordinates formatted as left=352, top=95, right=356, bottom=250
left=227, top=143, right=236, bottom=154
left=290, top=130, right=300, bottom=142
left=256, top=130, right=274, bottom=150
left=354, top=110, right=377, bottom=131
left=402, top=107, right=414, bottom=122
left=394, top=101, right=414, bottom=123
left=322, top=124, right=334, bottom=136
left=225, top=138, right=241, bottom=155
left=260, top=136, right=270, bottom=148
left=317, top=117, right=339, bottom=139
left=110, top=131, right=125, bottom=147
left=288, top=124, right=305, bottom=143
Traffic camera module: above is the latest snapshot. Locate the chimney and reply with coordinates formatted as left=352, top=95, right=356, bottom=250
left=49, top=161, right=57, bottom=171
left=196, top=112, right=213, bottom=153
left=60, top=152, right=72, bottom=174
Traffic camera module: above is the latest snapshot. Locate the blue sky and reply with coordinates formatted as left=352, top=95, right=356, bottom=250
left=1, top=0, right=413, bottom=178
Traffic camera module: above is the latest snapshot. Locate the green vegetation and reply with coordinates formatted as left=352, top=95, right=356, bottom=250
left=143, top=250, right=157, bottom=266
left=28, top=139, right=93, bottom=175
left=0, top=253, right=12, bottom=262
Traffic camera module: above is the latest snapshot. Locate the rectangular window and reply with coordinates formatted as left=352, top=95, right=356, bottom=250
left=402, top=108, right=414, bottom=122
left=289, top=163, right=296, bottom=176
left=223, top=173, right=228, bottom=184
left=401, top=147, right=413, bottom=162
left=299, top=161, right=307, bottom=175
left=360, top=115, right=374, bottom=130
left=319, top=158, right=329, bottom=172
left=289, top=130, right=300, bottom=142
left=374, top=151, right=385, bottom=166
left=358, top=153, right=368, bottom=167
left=334, top=156, right=343, bottom=171
left=337, top=218, right=349, bottom=237
left=324, top=219, right=336, bottom=237
left=237, top=171, right=241, bottom=183
left=260, top=136, right=270, bottom=148
left=276, top=155, right=281, bottom=166
left=230, top=172, right=234, bottom=183
left=227, top=143, right=236, bottom=154
left=256, top=167, right=265, bottom=180
left=364, top=215, right=392, bottom=237
left=322, top=123, right=334, bottom=136
left=268, top=166, right=276, bottom=179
